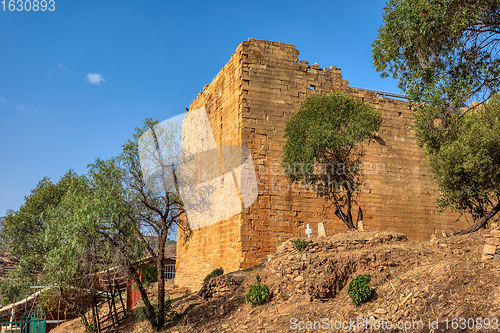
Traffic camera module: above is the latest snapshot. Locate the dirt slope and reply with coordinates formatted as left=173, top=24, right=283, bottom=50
left=51, top=229, right=500, bottom=332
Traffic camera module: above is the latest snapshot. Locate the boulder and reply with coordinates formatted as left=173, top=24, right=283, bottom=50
left=483, top=244, right=497, bottom=255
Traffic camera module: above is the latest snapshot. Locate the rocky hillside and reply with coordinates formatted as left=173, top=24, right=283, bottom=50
left=51, top=227, right=500, bottom=332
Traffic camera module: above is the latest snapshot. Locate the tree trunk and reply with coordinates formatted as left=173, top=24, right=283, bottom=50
left=346, top=192, right=354, bottom=229
left=457, top=201, right=500, bottom=235
left=91, top=292, right=99, bottom=333
left=156, top=233, right=167, bottom=329
left=334, top=206, right=356, bottom=230
left=128, top=265, right=158, bottom=328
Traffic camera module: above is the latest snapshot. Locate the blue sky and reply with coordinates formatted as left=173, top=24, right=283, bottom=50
left=0, top=0, right=400, bottom=216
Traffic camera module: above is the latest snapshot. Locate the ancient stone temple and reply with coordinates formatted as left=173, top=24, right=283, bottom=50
left=175, top=38, right=465, bottom=290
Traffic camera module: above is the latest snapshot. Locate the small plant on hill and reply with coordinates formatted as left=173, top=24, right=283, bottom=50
left=134, top=299, right=150, bottom=322
left=164, top=297, right=177, bottom=321
left=135, top=297, right=177, bottom=323
left=246, top=276, right=270, bottom=305
left=203, top=267, right=224, bottom=284
left=294, top=239, right=307, bottom=251
left=348, top=274, right=372, bottom=305
left=81, top=319, right=97, bottom=333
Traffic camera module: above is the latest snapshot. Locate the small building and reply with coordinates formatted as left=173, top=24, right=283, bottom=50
left=0, top=287, right=74, bottom=332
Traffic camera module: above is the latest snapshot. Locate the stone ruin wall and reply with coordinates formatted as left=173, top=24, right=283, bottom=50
left=175, top=43, right=246, bottom=290
left=175, top=39, right=466, bottom=290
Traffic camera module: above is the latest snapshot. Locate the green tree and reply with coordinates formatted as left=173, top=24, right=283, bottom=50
left=0, top=172, right=80, bottom=301
left=373, top=0, right=500, bottom=233
left=422, top=97, right=500, bottom=233
left=0, top=171, right=109, bottom=329
left=373, top=0, right=500, bottom=110
left=1, top=119, right=184, bottom=331
left=282, top=93, right=382, bottom=230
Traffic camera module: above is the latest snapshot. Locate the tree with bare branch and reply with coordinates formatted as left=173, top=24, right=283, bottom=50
left=119, top=118, right=188, bottom=329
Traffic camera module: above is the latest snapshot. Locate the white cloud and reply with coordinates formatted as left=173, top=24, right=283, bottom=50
left=87, top=73, right=105, bottom=85
left=12, top=104, right=26, bottom=111
left=57, top=63, right=65, bottom=70
left=0, top=97, right=6, bottom=103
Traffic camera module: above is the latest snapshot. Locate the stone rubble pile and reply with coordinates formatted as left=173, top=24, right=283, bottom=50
left=482, top=223, right=500, bottom=260
left=274, top=232, right=407, bottom=256
left=198, top=272, right=245, bottom=299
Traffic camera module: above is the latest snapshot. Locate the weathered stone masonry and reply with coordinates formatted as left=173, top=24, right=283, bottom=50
left=175, top=39, right=466, bottom=290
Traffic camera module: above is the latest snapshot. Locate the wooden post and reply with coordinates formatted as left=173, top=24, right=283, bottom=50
left=116, top=280, right=126, bottom=316
left=92, top=292, right=101, bottom=333
left=107, top=270, right=120, bottom=326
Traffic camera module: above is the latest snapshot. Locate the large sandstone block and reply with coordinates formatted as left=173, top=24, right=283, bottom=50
left=483, top=244, right=497, bottom=255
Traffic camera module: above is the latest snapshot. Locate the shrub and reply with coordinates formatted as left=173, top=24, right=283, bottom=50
left=134, top=297, right=176, bottom=322
left=142, top=265, right=158, bottom=286
left=164, top=297, right=177, bottom=321
left=81, top=316, right=97, bottom=333
left=293, top=239, right=307, bottom=251
left=134, top=300, right=149, bottom=322
left=245, top=282, right=270, bottom=305
left=203, top=267, right=223, bottom=284
left=348, top=274, right=372, bottom=305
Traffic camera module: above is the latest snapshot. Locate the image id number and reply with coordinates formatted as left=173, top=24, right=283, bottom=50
left=2, top=0, right=55, bottom=11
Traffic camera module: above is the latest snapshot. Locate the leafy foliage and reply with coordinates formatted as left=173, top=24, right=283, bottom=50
left=373, top=0, right=500, bottom=109
left=293, top=239, right=307, bottom=252
left=348, top=274, right=372, bottom=305
left=81, top=317, right=97, bottom=333
left=0, top=280, right=21, bottom=306
left=135, top=297, right=176, bottom=323
left=0, top=165, right=138, bottom=331
left=245, top=279, right=270, bottom=306
left=282, top=92, right=382, bottom=229
left=142, top=265, right=159, bottom=286
left=374, top=1, right=500, bottom=233
left=417, top=97, right=500, bottom=232
left=164, top=298, right=177, bottom=321
left=1, top=172, right=79, bottom=287
left=203, top=268, right=224, bottom=284
left=0, top=118, right=185, bottom=331
left=116, top=118, right=188, bottom=330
